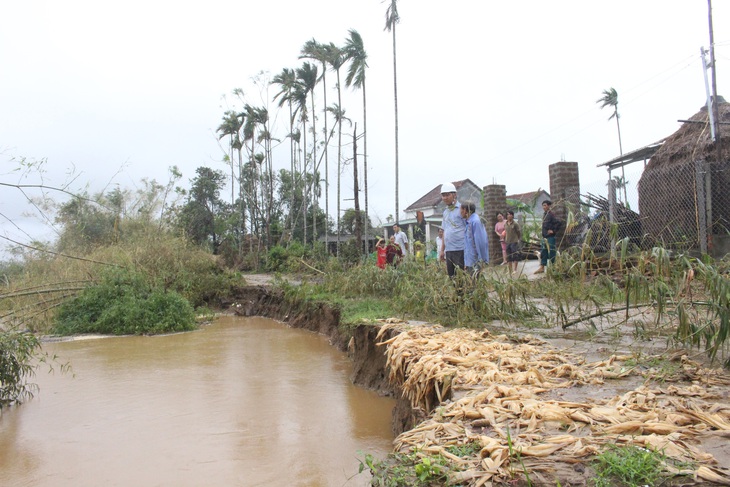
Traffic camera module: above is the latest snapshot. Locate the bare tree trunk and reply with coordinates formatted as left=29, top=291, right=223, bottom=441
left=353, top=125, right=362, bottom=248
left=310, top=92, right=317, bottom=244
left=362, top=80, right=369, bottom=256
left=336, top=72, right=343, bottom=257
left=321, top=63, right=330, bottom=252
left=392, top=25, right=400, bottom=224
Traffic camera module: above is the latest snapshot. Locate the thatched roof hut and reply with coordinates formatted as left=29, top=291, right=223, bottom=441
left=638, top=98, right=730, bottom=251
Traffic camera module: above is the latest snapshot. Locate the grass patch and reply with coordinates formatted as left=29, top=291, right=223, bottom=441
left=592, top=444, right=665, bottom=487
left=359, top=451, right=449, bottom=487
left=339, top=297, right=397, bottom=325
left=445, top=441, right=482, bottom=458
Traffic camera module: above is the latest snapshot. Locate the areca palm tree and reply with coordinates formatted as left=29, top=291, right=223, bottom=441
left=323, top=42, right=346, bottom=255
left=216, top=110, right=242, bottom=206
left=216, top=109, right=245, bottom=252
left=272, top=68, right=298, bottom=236
left=343, top=29, right=369, bottom=254
left=289, top=96, right=308, bottom=242
left=326, top=102, right=351, bottom=252
left=385, top=0, right=400, bottom=222
left=597, top=87, right=627, bottom=203
left=300, top=40, right=331, bottom=248
left=296, top=62, right=319, bottom=245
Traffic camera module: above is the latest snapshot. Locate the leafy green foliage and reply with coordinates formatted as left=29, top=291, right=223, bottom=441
left=446, top=441, right=482, bottom=458
left=176, top=167, right=231, bottom=254
left=0, top=331, right=40, bottom=406
left=358, top=451, right=449, bottom=487
left=53, top=268, right=196, bottom=335
left=318, top=260, right=540, bottom=326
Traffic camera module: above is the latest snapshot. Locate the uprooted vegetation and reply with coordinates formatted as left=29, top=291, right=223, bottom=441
left=285, top=245, right=730, bottom=485
left=366, top=323, right=730, bottom=486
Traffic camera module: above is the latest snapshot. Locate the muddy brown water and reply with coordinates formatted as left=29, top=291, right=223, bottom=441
left=0, top=316, right=395, bottom=487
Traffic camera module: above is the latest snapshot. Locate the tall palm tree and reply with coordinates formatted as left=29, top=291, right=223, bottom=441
left=216, top=109, right=245, bottom=252
left=323, top=42, right=346, bottom=255
left=296, top=62, right=319, bottom=245
left=242, top=104, right=260, bottom=238
left=385, top=0, right=400, bottom=223
left=272, top=68, right=298, bottom=237
left=597, top=87, right=627, bottom=203
left=300, top=39, right=331, bottom=248
left=216, top=110, right=242, bottom=206
left=327, top=102, right=351, bottom=252
left=343, top=29, right=369, bottom=254
left=290, top=84, right=309, bottom=245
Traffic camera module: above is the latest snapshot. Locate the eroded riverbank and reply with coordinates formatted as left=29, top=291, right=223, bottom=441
left=234, top=279, right=730, bottom=486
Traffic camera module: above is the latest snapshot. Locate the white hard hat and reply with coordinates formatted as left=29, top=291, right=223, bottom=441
left=440, top=182, right=456, bottom=193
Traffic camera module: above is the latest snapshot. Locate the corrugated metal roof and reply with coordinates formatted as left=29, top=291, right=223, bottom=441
left=597, top=139, right=665, bottom=170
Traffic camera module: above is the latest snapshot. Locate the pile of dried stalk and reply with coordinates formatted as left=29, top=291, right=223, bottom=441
left=376, top=322, right=730, bottom=485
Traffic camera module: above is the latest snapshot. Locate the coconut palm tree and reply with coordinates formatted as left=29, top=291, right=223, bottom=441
left=385, top=0, right=400, bottom=223
left=597, top=87, right=627, bottom=204
left=343, top=29, right=370, bottom=254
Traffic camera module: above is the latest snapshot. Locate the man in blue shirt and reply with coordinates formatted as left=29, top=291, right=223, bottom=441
left=438, top=182, right=466, bottom=277
left=461, top=201, right=489, bottom=275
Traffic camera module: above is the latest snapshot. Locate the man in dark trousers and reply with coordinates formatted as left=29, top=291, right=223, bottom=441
left=535, top=200, right=561, bottom=274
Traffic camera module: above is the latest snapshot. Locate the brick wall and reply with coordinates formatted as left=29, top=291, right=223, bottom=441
left=483, top=184, right=507, bottom=264
left=548, top=162, right=580, bottom=248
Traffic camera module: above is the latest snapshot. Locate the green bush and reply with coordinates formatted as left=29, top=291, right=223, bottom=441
left=53, top=268, right=196, bottom=335
left=0, top=331, right=40, bottom=406
left=266, top=245, right=288, bottom=272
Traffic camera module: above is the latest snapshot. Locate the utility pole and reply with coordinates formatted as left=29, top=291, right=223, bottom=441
left=708, top=0, right=722, bottom=151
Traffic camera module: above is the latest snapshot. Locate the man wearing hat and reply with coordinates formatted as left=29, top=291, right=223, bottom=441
left=439, top=182, right=466, bottom=277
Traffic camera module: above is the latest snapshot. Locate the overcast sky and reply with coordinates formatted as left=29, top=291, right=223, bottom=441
left=1, top=0, right=728, bottom=249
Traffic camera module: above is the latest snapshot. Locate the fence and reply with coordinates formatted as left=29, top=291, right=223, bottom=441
left=567, top=158, right=730, bottom=256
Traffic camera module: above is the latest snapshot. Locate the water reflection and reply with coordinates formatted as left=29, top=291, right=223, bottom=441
left=0, top=316, right=395, bottom=486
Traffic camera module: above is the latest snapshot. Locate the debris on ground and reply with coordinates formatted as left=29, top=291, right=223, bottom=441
left=377, top=322, right=730, bottom=485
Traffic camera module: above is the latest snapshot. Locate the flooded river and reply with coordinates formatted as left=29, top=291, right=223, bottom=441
left=0, top=316, right=395, bottom=486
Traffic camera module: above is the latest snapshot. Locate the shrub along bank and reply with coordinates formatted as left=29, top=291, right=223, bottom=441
left=53, top=268, right=196, bottom=335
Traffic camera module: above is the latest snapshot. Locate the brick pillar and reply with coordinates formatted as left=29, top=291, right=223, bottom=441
left=483, top=185, right=507, bottom=264
left=548, top=162, right=580, bottom=248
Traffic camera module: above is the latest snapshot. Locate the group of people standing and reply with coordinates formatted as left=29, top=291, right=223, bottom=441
left=375, top=223, right=409, bottom=269
left=438, top=183, right=560, bottom=277
left=437, top=182, right=489, bottom=278
left=494, top=210, right=522, bottom=274
left=378, top=183, right=561, bottom=276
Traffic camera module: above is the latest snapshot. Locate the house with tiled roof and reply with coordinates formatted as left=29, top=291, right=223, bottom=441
left=506, top=189, right=551, bottom=218
left=383, top=180, right=483, bottom=256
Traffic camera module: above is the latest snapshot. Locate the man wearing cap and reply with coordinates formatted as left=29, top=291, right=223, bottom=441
left=439, top=182, right=466, bottom=277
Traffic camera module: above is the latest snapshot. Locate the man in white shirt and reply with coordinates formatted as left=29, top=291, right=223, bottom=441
left=392, top=224, right=409, bottom=256
left=435, top=227, right=444, bottom=259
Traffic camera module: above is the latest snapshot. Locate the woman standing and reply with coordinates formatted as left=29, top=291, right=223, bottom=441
left=495, top=212, right=508, bottom=265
